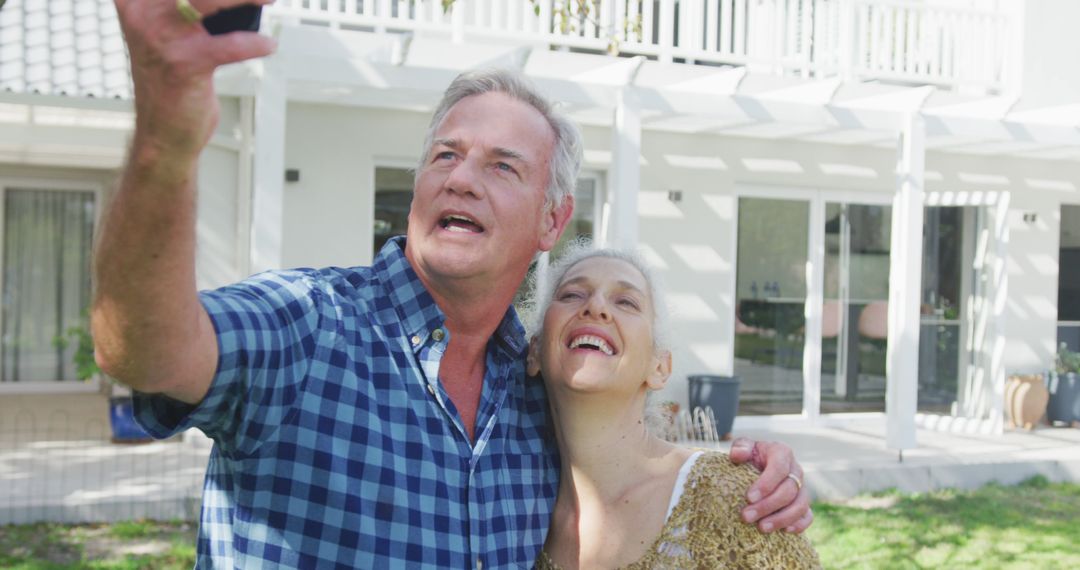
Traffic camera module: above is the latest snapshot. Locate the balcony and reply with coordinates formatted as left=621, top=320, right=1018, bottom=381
left=270, top=0, right=1016, bottom=95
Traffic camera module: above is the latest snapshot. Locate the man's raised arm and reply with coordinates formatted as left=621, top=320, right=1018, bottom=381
left=91, top=0, right=276, bottom=404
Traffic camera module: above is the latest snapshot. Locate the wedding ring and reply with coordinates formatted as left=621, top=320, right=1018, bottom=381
left=785, top=472, right=803, bottom=490
left=176, top=0, right=203, bottom=24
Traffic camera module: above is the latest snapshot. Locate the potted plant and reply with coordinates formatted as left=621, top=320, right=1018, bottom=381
left=1046, top=343, right=1080, bottom=427
left=55, top=320, right=152, bottom=443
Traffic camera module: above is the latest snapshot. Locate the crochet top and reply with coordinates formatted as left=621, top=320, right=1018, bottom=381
left=535, top=452, right=821, bottom=569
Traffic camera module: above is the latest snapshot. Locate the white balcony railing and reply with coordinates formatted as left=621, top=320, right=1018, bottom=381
left=271, top=0, right=1014, bottom=93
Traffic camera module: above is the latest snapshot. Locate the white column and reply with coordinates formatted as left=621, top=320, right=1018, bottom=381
left=986, top=193, right=1010, bottom=435
left=885, top=113, right=925, bottom=451
left=237, top=96, right=256, bottom=278
left=249, top=56, right=288, bottom=273
left=803, top=196, right=825, bottom=422
left=605, top=86, right=642, bottom=249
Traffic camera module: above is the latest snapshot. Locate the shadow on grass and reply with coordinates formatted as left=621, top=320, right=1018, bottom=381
left=809, top=476, right=1080, bottom=569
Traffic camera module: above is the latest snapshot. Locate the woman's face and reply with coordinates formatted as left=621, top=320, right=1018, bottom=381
left=530, top=256, right=670, bottom=395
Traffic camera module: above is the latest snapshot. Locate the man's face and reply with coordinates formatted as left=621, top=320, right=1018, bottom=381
left=406, top=92, right=572, bottom=293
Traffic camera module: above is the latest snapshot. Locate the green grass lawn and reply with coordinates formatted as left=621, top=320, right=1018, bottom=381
left=0, top=519, right=195, bottom=570
left=2, top=477, right=1078, bottom=568
left=808, top=476, right=1080, bottom=569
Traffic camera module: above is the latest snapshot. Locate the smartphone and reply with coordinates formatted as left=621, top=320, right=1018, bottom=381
left=203, top=5, right=263, bottom=35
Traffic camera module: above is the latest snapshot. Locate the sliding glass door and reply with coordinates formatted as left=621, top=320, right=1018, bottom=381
left=734, top=191, right=893, bottom=417
left=819, top=203, right=892, bottom=414
left=734, top=197, right=810, bottom=415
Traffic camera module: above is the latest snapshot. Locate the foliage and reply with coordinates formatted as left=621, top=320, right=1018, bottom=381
left=809, top=476, right=1080, bottom=569
left=52, top=316, right=101, bottom=382
left=1056, top=343, right=1080, bottom=375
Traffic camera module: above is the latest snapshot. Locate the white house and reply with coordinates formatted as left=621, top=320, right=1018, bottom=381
left=1, top=0, right=1078, bottom=449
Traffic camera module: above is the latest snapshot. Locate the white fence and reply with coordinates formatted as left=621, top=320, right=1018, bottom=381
left=271, top=0, right=1014, bottom=92
left=0, top=411, right=208, bottom=525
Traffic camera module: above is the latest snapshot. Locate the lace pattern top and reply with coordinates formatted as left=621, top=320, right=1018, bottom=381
left=535, top=452, right=821, bottom=569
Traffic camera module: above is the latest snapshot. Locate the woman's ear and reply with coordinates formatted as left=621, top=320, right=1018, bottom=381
left=646, top=350, right=673, bottom=390
left=526, top=337, right=541, bottom=377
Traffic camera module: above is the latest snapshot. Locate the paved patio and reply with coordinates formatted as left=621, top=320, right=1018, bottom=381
left=714, top=420, right=1080, bottom=501
left=3, top=420, right=1079, bottom=524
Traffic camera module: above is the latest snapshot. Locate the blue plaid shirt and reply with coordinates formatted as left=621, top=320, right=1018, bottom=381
left=134, top=237, right=559, bottom=568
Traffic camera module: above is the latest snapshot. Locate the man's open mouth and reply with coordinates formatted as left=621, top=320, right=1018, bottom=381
left=440, top=214, right=484, bottom=233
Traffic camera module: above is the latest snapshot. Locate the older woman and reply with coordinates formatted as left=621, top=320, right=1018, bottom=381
left=527, top=245, right=820, bottom=569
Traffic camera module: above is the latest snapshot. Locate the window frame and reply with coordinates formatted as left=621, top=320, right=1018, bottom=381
left=0, top=177, right=103, bottom=394
left=1059, top=201, right=1080, bottom=351
left=371, top=159, right=416, bottom=265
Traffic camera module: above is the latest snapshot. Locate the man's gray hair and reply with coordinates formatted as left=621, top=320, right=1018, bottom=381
left=418, top=68, right=583, bottom=208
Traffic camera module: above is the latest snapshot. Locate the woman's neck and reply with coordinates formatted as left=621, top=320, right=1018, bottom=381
left=548, top=390, right=672, bottom=505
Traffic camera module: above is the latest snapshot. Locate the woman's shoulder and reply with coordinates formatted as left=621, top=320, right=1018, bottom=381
left=686, top=451, right=758, bottom=494
left=679, top=451, right=822, bottom=569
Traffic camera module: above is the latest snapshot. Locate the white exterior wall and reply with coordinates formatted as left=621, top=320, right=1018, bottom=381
left=623, top=129, right=898, bottom=404
left=195, top=97, right=248, bottom=290
left=272, top=101, right=1079, bottom=411
left=281, top=103, right=428, bottom=269
left=1017, top=0, right=1080, bottom=111
left=925, top=152, right=1078, bottom=375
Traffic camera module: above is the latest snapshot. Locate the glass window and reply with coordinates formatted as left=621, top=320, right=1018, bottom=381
left=550, top=177, right=598, bottom=260
left=514, top=176, right=602, bottom=309
left=917, top=206, right=966, bottom=414
left=1060, top=205, right=1080, bottom=351
left=2, top=188, right=96, bottom=382
left=734, top=197, right=810, bottom=416
left=373, top=167, right=413, bottom=258
left=819, top=203, right=892, bottom=415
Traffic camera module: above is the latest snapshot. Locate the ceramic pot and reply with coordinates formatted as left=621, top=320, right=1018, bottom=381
left=1004, top=374, right=1049, bottom=430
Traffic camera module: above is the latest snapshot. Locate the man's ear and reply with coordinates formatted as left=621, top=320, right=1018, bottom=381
left=646, top=350, right=673, bottom=391
left=526, top=336, right=541, bottom=377
left=539, top=195, right=575, bottom=252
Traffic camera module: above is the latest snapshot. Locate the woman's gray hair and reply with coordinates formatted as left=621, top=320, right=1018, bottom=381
left=529, top=239, right=671, bottom=354
left=417, top=68, right=583, bottom=208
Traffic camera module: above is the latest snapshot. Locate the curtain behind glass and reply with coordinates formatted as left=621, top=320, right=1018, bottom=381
left=2, top=189, right=95, bottom=382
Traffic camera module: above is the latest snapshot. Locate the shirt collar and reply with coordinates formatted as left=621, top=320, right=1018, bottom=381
left=373, top=236, right=527, bottom=358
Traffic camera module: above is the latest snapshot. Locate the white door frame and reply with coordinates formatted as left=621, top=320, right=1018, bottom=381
left=731, top=184, right=893, bottom=430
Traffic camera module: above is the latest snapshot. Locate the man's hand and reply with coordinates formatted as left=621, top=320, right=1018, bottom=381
left=115, top=0, right=276, bottom=160
left=729, top=437, right=813, bottom=534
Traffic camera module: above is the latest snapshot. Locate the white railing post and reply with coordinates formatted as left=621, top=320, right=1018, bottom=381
left=452, top=0, right=466, bottom=43
left=1004, top=0, right=1023, bottom=97
left=539, top=0, right=553, bottom=36
left=686, top=0, right=703, bottom=64
left=733, top=0, right=747, bottom=58
left=377, top=0, right=391, bottom=32
left=658, top=0, right=675, bottom=63
left=799, top=0, right=813, bottom=78
left=641, top=0, right=655, bottom=49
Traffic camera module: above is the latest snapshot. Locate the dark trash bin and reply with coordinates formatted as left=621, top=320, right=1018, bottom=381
left=688, top=375, right=740, bottom=440
left=1046, top=371, right=1080, bottom=425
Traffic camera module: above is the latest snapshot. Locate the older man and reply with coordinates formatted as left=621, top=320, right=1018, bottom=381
left=93, top=1, right=812, bottom=567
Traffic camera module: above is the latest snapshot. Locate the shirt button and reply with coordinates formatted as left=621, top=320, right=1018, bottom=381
left=426, top=384, right=436, bottom=396
left=410, top=335, right=421, bottom=346
left=476, top=559, right=483, bottom=570
left=432, top=328, right=445, bottom=342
